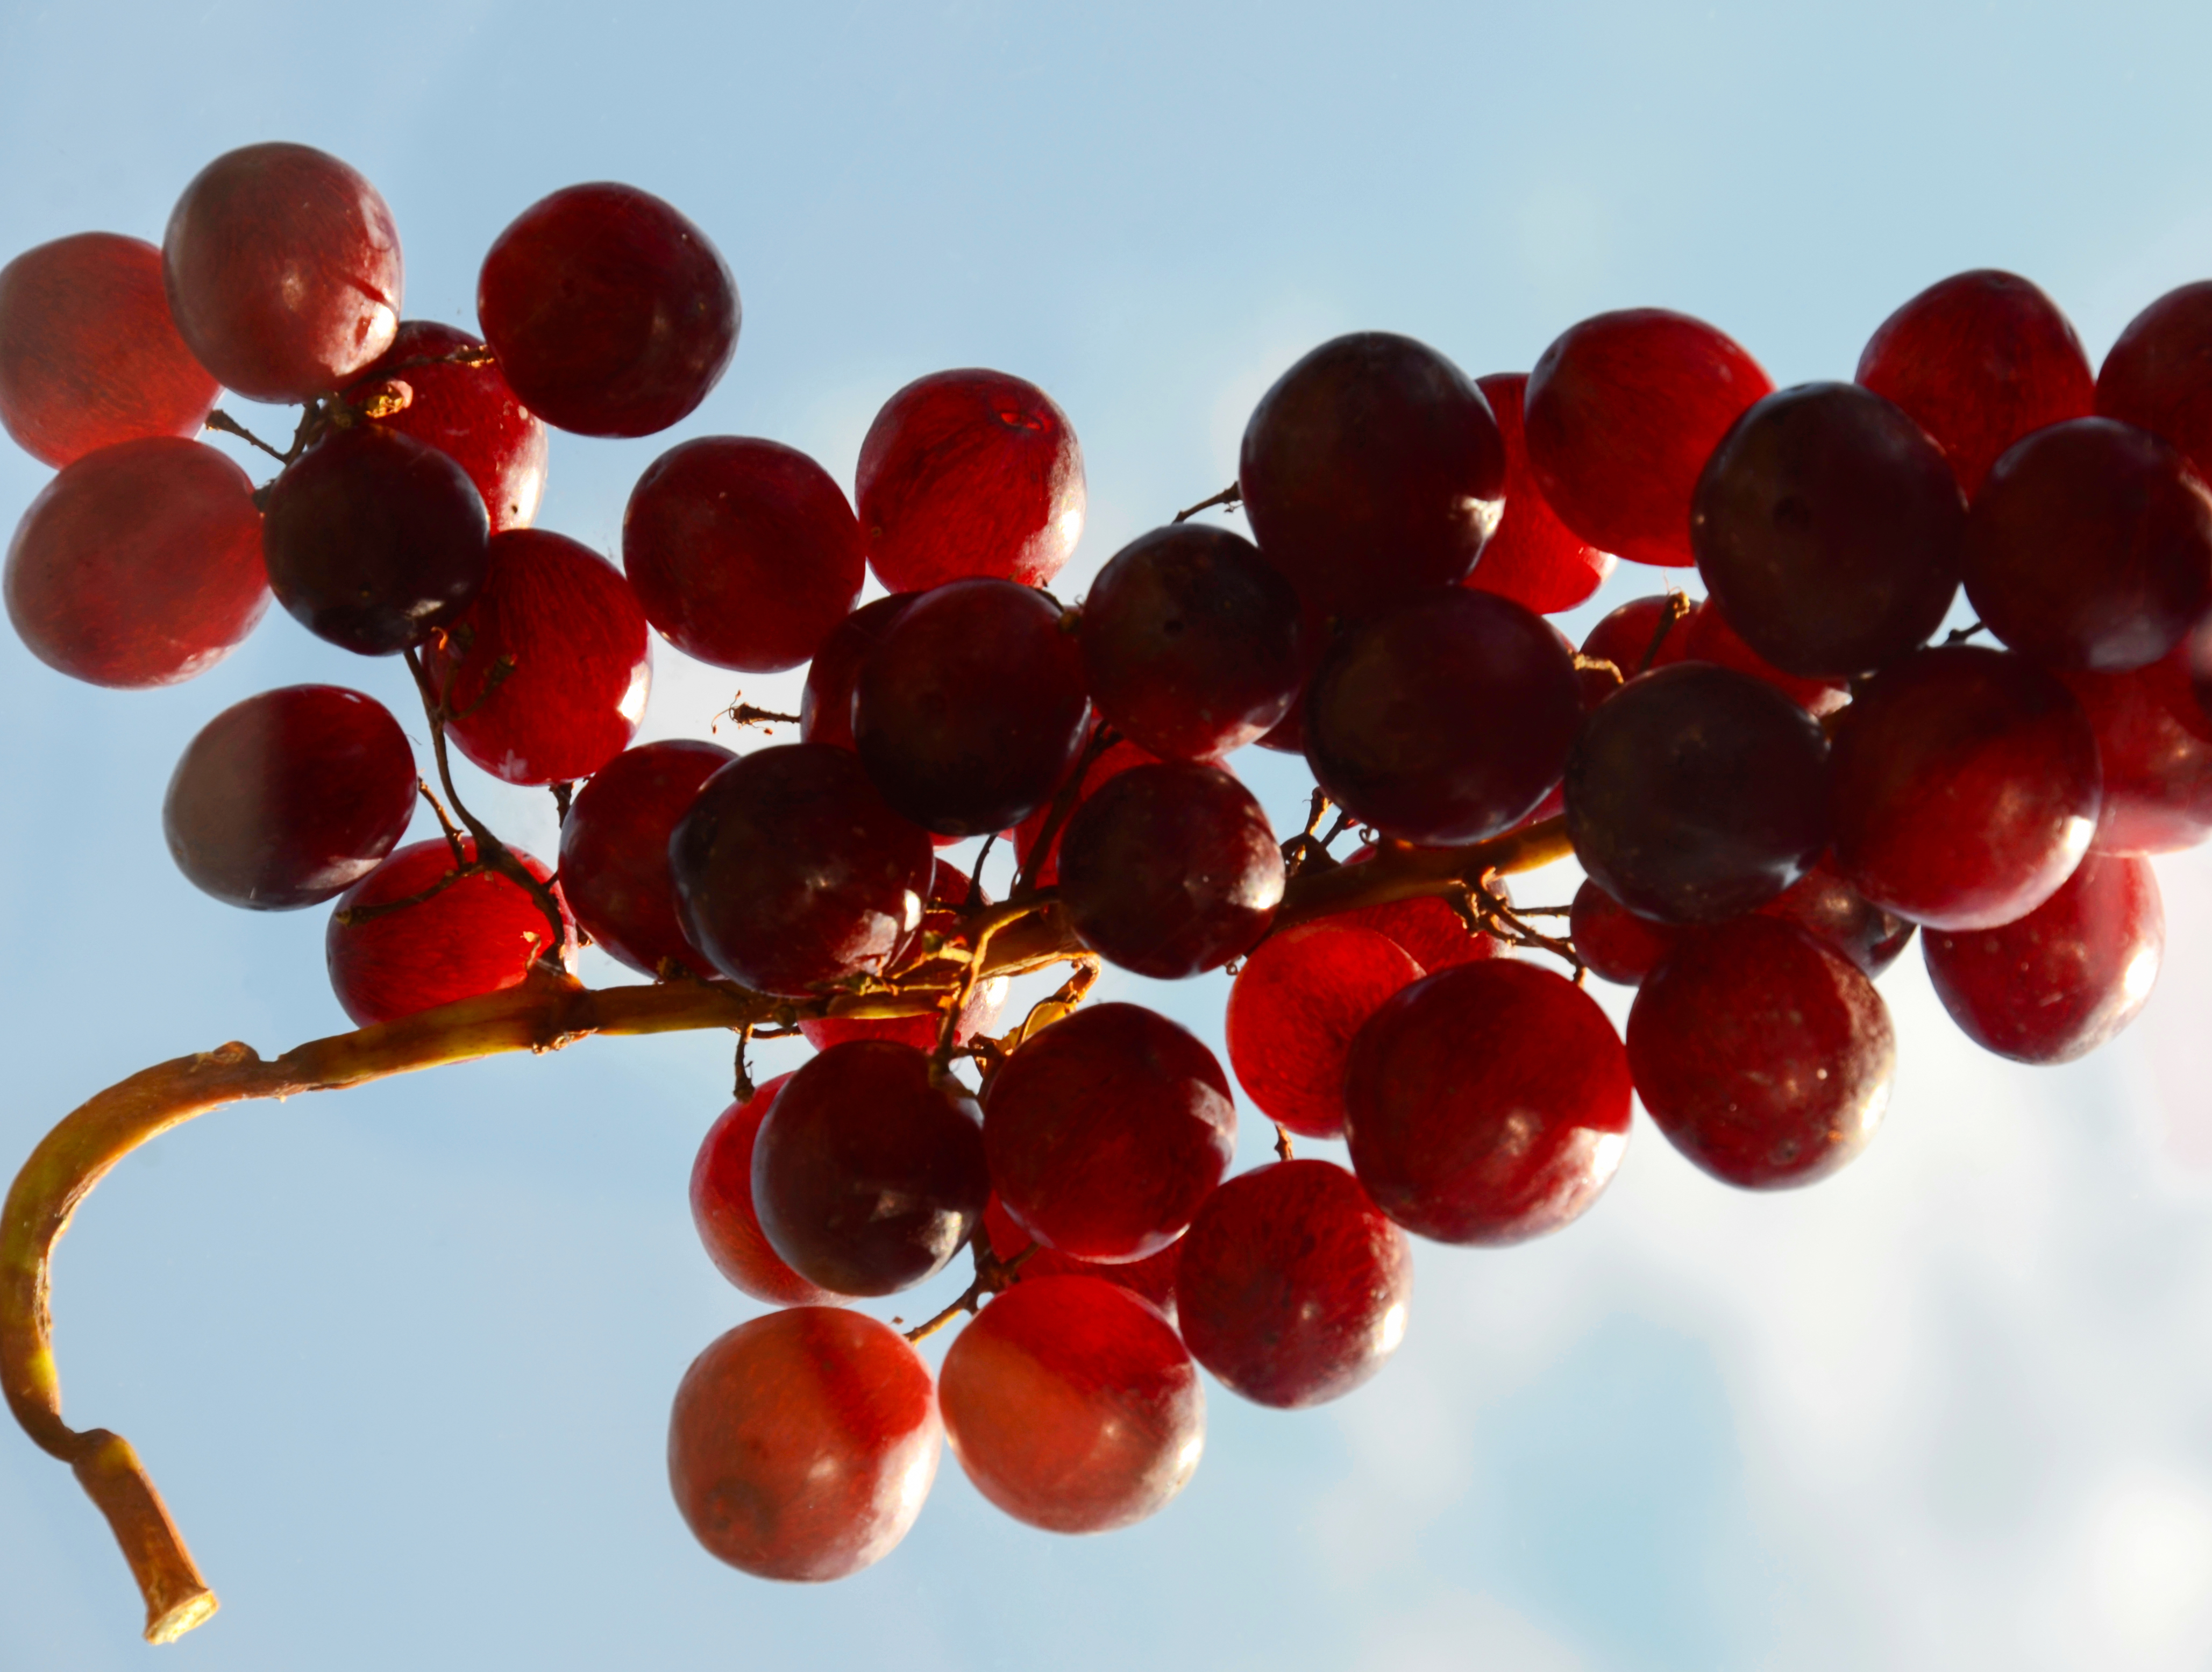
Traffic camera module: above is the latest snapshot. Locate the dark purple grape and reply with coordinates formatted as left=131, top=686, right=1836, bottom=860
left=164, top=685, right=417, bottom=910
left=800, top=594, right=915, bottom=752
left=1077, top=524, right=1304, bottom=759
left=1691, top=380, right=1964, bottom=677
left=1762, top=862, right=1915, bottom=978
left=1923, top=852, right=2163, bottom=1064
left=1628, top=917, right=1894, bottom=1190
left=559, top=739, right=734, bottom=977
left=1964, top=417, right=2212, bottom=672
left=261, top=424, right=490, bottom=656
left=1239, top=332, right=1505, bottom=615
left=1303, top=589, right=1581, bottom=844
left=1566, top=661, right=1830, bottom=923
left=752, top=1040, right=990, bottom=1297
left=670, top=742, right=933, bottom=996
left=1056, top=762, right=1284, bottom=979
left=853, top=578, right=1091, bottom=836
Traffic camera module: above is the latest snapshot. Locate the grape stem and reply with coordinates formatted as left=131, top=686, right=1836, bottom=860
left=0, top=814, right=1570, bottom=1643
left=1170, top=482, right=1242, bottom=523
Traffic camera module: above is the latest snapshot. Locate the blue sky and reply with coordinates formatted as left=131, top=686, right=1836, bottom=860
left=9, top=1, right=2212, bottom=1667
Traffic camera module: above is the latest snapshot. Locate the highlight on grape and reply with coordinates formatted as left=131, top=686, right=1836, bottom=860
left=0, top=139, right=2203, bottom=1645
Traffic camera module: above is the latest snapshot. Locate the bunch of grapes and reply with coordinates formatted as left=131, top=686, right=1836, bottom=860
left=4, top=139, right=2208, bottom=1640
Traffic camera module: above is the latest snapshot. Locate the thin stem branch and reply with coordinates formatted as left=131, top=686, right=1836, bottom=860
left=1171, top=482, right=1242, bottom=523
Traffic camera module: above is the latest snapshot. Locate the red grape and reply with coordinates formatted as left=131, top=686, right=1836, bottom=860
left=852, top=578, right=1091, bottom=837
left=938, top=1275, right=1202, bottom=1533
left=1303, top=588, right=1582, bottom=844
left=1342, top=961, right=1631, bottom=1245
left=5, top=436, right=265, bottom=687
left=477, top=182, right=738, bottom=438
left=981, top=1196, right=1182, bottom=1324
left=1569, top=878, right=1679, bottom=986
left=799, top=860, right=1007, bottom=1054
left=800, top=594, right=915, bottom=753
left=985, top=1002, right=1235, bottom=1263
left=1175, top=1159, right=1412, bottom=1409
left=425, top=529, right=651, bottom=785
left=1464, top=371, right=1615, bottom=613
left=689, top=1073, right=837, bottom=1306
left=1524, top=308, right=1772, bottom=566
left=1691, top=380, right=1965, bottom=677
left=751, top=1040, right=990, bottom=1297
left=1761, top=861, right=1916, bottom=978
left=1628, top=916, right=1894, bottom=1190
left=1324, top=860, right=1500, bottom=973
left=2058, top=643, right=2212, bottom=855
left=1829, top=645, right=2100, bottom=930
left=326, top=837, right=571, bottom=1026
left=1857, top=269, right=2094, bottom=497
left=261, top=423, right=490, bottom=657
left=1566, top=662, right=1831, bottom=923
left=1964, top=417, right=2212, bottom=672
left=1225, top=922, right=1424, bottom=1138
left=667, top=1308, right=939, bottom=1581
left=164, top=685, right=416, bottom=910
left=1009, top=736, right=1160, bottom=887
left=1057, top=761, right=1284, bottom=979
left=344, top=319, right=547, bottom=531
left=1922, top=852, right=2163, bottom=1064
left=624, top=437, right=864, bottom=672
left=0, top=232, right=219, bottom=467
left=558, top=738, right=734, bottom=977
left=1077, top=524, right=1305, bottom=759
left=162, top=142, right=401, bottom=402
left=669, top=743, right=933, bottom=997
left=857, top=368, right=1084, bottom=592
left=1239, top=332, right=1505, bottom=614
left=1580, top=593, right=1695, bottom=682
left=2096, top=281, right=2212, bottom=484
left=1677, top=595, right=1848, bottom=716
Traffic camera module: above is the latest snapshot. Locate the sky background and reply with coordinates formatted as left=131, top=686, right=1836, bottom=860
left=8, top=1, right=2212, bottom=1667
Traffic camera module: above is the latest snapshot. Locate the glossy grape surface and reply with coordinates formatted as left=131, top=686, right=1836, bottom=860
left=426, top=529, right=651, bottom=785
left=1325, top=851, right=1500, bottom=973
left=2058, top=643, right=2212, bottom=855
left=478, top=182, right=738, bottom=438
left=938, top=1276, right=1202, bottom=1534
left=1829, top=646, right=2100, bottom=930
left=1923, top=852, right=2163, bottom=1064
left=2096, top=280, right=2212, bottom=483
left=985, top=1002, right=1235, bottom=1262
left=670, top=743, right=932, bottom=997
left=689, top=1073, right=837, bottom=1306
left=1762, top=862, right=1916, bottom=978
left=857, top=368, right=1084, bottom=591
left=1239, top=331, right=1505, bottom=614
left=1303, top=588, right=1582, bottom=844
left=1677, top=595, right=1848, bottom=716
left=1078, top=524, right=1304, bottom=758
left=1226, top=922, right=1425, bottom=1138
left=981, top=1196, right=1183, bottom=1324
left=624, top=436, right=864, bottom=671
left=1057, top=761, right=1284, bottom=979
left=0, top=232, right=219, bottom=467
left=800, top=593, right=915, bottom=752
left=558, top=738, right=734, bottom=977
left=1691, top=380, right=1964, bottom=677
left=1176, top=1160, right=1412, bottom=1410
left=1524, top=308, right=1772, bottom=566
left=751, top=1041, right=989, bottom=1297
left=667, top=1308, right=939, bottom=1581
left=162, top=142, right=401, bottom=402
left=164, top=685, right=416, bottom=910
left=1567, top=661, right=1830, bottom=923
left=853, top=578, right=1091, bottom=837
left=325, top=837, right=570, bottom=1026
left=345, top=319, right=547, bottom=531
left=1628, top=917, right=1894, bottom=1190
left=5, top=436, right=266, bottom=687
left=1857, top=268, right=2094, bottom=497
left=1964, top=417, right=2212, bottom=672
left=1463, top=371, right=1615, bottom=614
left=261, top=424, right=490, bottom=657
left=1343, top=961, right=1631, bottom=1244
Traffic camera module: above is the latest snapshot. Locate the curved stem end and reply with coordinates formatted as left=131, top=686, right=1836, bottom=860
left=70, top=1430, right=218, bottom=1643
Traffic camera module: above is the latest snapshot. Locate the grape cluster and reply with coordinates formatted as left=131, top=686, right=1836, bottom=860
left=2, top=139, right=2204, bottom=1628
